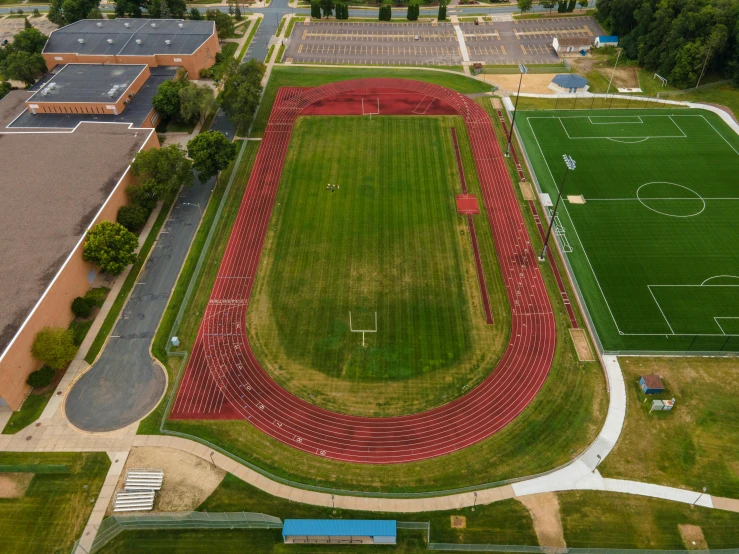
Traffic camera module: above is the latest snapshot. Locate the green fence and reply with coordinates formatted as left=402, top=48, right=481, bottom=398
left=0, top=464, right=69, bottom=474
left=87, top=511, right=283, bottom=553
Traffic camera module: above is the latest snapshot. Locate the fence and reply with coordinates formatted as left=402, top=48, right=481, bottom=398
left=87, top=511, right=283, bottom=553
left=429, top=548, right=739, bottom=553
left=0, top=464, right=69, bottom=474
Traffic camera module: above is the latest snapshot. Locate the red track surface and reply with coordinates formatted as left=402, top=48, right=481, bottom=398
left=171, top=79, right=556, bottom=464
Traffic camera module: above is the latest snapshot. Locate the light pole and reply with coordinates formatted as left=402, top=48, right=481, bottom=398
left=539, top=154, right=576, bottom=262
left=592, top=453, right=602, bottom=473
left=472, top=492, right=477, bottom=511
left=209, top=451, right=216, bottom=467
left=505, top=63, right=528, bottom=158
left=182, top=202, right=202, bottom=218
left=692, top=487, right=707, bottom=507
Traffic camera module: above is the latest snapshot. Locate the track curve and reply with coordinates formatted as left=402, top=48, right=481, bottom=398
left=171, top=78, right=556, bottom=464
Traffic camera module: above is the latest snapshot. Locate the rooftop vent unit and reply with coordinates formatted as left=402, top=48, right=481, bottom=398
left=178, top=23, right=184, bottom=28
left=107, top=39, right=114, bottom=44
left=78, top=38, right=85, bottom=44
left=165, top=39, right=171, bottom=45
left=96, top=22, right=103, bottom=27
left=107, top=85, right=121, bottom=97
left=124, top=22, right=130, bottom=28
left=135, top=39, right=142, bottom=45
left=151, top=23, right=157, bottom=28
left=40, top=83, right=56, bottom=96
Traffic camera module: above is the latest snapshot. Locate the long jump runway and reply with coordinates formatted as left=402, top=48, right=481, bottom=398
left=170, top=79, right=556, bottom=464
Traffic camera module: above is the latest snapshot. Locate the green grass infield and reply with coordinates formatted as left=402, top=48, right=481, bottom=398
left=516, top=108, right=739, bottom=353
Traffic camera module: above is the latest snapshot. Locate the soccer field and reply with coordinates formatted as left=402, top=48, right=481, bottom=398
left=517, top=109, right=739, bottom=353
left=246, top=115, right=506, bottom=415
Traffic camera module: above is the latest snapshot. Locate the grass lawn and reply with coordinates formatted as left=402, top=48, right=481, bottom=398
left=250, top=66, right=493, bottom=137
left=152, top=94, right=606, bottom=493
left=559, top=491, right=739, bottom=549
left=1, top=390, right=51, bottom=434
left=98, top=475, right=536, bottom=552
left=599, top=357, right=739, bottom=499
left=0, top=452, right=110, bottom=554
left=516, top=108, right=739, bottom=353
left=246, top=116, right=507, bottom=416
left=677, top=84, right=739, bottom=120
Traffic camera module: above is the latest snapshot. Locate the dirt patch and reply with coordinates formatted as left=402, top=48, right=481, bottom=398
left=679, top=524, right=708, bottom=550
left=597, top=67, right=639, bottom=89
left=108, top=447, right=225, bottom=514
left=491, top=97, right=501, bottom=109
left=0, top=473, right=33, bottom=498
left=567, top=195, right=585, bottom=205
left=570, top=329, right=594, bottom=361
left=520, top=182, right=535, bottom=201
left=480, top=73, right=561, bottom=96
left=518, top=493, right=566, bottom=548
left=0, top=16, right=58, bottom=45
left=451, top=515, right=467, bottom=528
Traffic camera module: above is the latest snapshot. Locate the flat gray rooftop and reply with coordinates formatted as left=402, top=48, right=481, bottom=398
left=27, top=64, right=148, bottom=104
left=0, top=110, right=150, bottom=354
left=43, top=18, right=215, bottom=57
left=9, top=67, right=177, bottom=129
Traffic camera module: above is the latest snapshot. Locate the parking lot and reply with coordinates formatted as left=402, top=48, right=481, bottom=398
left=283, top=17, right=604, bottom=66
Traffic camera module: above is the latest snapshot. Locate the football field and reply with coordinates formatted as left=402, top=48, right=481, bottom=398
left=517, top=109, right=739, bottom=353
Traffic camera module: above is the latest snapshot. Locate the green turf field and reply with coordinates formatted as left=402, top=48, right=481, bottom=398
left=246, top=115, right=507, bottom=416
left=516, top=109, right=739, bottom=353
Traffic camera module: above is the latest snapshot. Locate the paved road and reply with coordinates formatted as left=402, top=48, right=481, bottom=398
left=64, top=175, right=216, bottom=432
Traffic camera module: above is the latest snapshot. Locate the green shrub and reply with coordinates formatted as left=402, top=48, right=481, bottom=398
left=71, top=296, right=92, bottom=318
left=31, top=327, right=78, bottom=370
left=117, top=204, right=149, bottom=232
left=26, top=366, right=55, bottom=389
left=84, top=287, right=109, bottom=308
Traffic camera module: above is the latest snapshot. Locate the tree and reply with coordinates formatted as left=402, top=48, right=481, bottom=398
left=117, top=204, right=149, bottom=232
left=577, top=0, right=588, bottom=8
left=31, top=328, right=77, bottom=370
left=320, top=0, right=334, bottom=17
left=114, top=0, right=147, bottom=18
left=437, top=2, right=446, bottom=21
left=152, top=78, right=188, bottom=120
left=407, top=4, right=419, bottom=20
left=131, top=144, right=194, bottom=201
left=0, top=51, right=46, bottom=86
left=379, top=4, right=392, bottom=20
left=27, top=366, right=56, bottom=389
left=311, top=1, right=322, bottom=18
left=335, top=3, right=348, bottom=19
left=540, top=0, right=556, bottom=12
left=179, top=82, right=218, bottom=126
left=557, top=0, right=567, bottom=12
left=187, top=131, right=237, bottom=182
left=71, top=296, right=93, bottom=318
left=9, top=27, right=47, bottom=54
left=150, top=0, right=187, bottom=18
left=190, top=7, right=203, bottom=20
left=126, top=182, right=158, bottom=213
left=207, top=9, right=235, bottom=40
left=220, top=59, right=265, bottom=132
left=87, top=7, right=104, bottom=18
left=48, top=0, right=98, bottom=25
left=83, top=221, right=139, bottom=276
left=0, top=81, right=11, bottom=101
left=518, top=0, right=533, bottom=14
left=566, top=0, right=576, bottom=11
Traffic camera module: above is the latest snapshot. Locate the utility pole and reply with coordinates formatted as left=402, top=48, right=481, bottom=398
left=605, top=48, right=622, bottom=96
left=696, top=44, right=712, bottom=89
left=505, top=63, right=528, bottom=157
left=539, top=154, right=576, bottom=262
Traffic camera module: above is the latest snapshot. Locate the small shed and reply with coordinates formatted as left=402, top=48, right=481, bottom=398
left=282, top=519, right=397, bottom=545
left=640, top=374, right=665, bottom=395
left=550, top=74, right=589, bottom=93
left=552, top=37, right=592, bottom=55
left=594, top=35, right=619, bottom=48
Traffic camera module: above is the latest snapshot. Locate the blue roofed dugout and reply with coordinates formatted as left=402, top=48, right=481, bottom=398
left=282, top=519, right=397, bottom=545
left=551, top=74, right=589, bottom=93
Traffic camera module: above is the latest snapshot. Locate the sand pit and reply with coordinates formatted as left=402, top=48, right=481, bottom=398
left=108, top=447, right=225, bottom=514
left=570, top=329, right=595, bottom=361
left=518, top=493, right=566, bottom=548
left=480, top=73, right=562, bottom=96
left=679, top=524, right=708, bottom=550
left=0, top=473, right=33, bottom=499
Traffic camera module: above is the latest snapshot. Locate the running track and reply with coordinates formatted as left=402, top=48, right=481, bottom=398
left=171, top=79, right=556, bottom=464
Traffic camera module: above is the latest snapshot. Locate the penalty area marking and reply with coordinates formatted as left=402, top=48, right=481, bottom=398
left=349, top=311, right=377, bottom=347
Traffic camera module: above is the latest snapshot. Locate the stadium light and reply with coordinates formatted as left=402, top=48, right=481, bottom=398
left=538, top=154, right=576, bottom=262
left=505, top=64, right=528, bottom=158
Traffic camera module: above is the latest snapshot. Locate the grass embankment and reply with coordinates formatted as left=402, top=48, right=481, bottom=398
left=600, top=357, right=739, bottom=499
left=246, top=116, right=507, bottom=416
left=151, top=79, right=605, bottom=493
left=284, top=16, right=303, bottom=38
left=560, top=491, right=739, bottom=549
left=99, top=475, right=537, bottom=552
left=250, top=66, right=493, bottom=137
left=0, top=452, right=110, bottom=554
left=85, top=202, right=172, bottom=364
